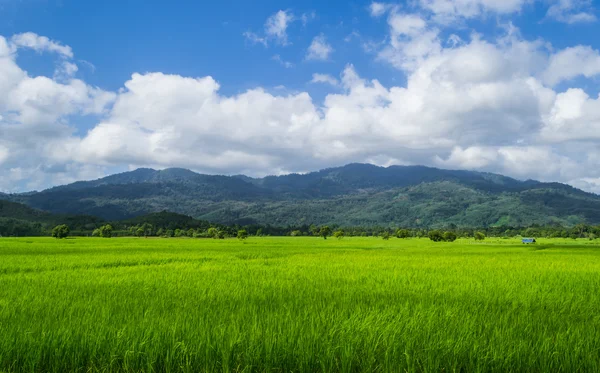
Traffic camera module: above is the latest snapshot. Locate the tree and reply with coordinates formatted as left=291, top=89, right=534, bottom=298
left=290, top=230, right=302, bottom=237
left=207, top=227, right=219, bottom=239
left=98, top=224, right=113, bottom=238
left=319, top=226, right=332, bottom=240
left=137, top=223, right=153, bottom=237
left=428, top=230, right=444, bottom=242
left=333, top=230, right=344, bottom=240
left=474, top=232, right=486, bottom=241
left=443, top=231, right=457, bottom=242
left=237, top=229, right=248, bottom=240
left=382, top=231, right=391, bottom=240
left=135, top=227, right=145, bottom=237
left=396, top=229, right=410, bottom=239
left=51, top=224, right=70, bottom=239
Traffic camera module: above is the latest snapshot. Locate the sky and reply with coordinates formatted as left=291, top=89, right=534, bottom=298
left=1, top=0, right=600, bottom=193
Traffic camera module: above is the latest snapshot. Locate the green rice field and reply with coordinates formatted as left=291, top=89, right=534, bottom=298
left=0, top=237, right=599, bottom=372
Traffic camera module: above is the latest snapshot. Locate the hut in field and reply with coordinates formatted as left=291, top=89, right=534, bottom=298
left=522, top=238, right=536, bottom=244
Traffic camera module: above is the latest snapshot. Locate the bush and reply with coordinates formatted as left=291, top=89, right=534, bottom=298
left=382, top=231, right=391, bottom=240
left=51, top=224, right=70, bottom=239
left=97, top=224, right=113, bottom=238
left=237, top=229, right=248, bottom=240
left=428, top=230, right=444, bottom=242
left=207, top=228, right=219, bottom=239
left=396, top=229, right=410, bottom=239
left=443, top=231, right=457, bottom=242
left=333, top=230, right=345, bottom=240
left=474, top=232, right=486, bottom=241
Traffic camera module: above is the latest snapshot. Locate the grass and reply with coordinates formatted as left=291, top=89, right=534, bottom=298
left=0, top=237, right=599, bottom=372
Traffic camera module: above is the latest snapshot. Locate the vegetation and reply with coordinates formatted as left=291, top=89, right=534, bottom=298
left=51, top=224, right=70, bottom=239
left=319, top=226, right=332, bottom=239
left=475, top=231, right=486, bottom=240
left=333, top=230, right=344, bottom=239
left=93, top=224, right=113, bottom=238
left=5, top=164, right=600, bottom=228
left=0, top=237, right=598, bottom=372
left=237, top=229, right=248, bottom=240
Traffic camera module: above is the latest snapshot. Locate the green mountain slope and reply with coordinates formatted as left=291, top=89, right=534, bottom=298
left=5, top=164, right=600, bottom=227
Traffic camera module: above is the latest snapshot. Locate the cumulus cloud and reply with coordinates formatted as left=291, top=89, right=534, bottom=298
left=306, top=34, right=334, bottom=61
left=11, top=32, right=73, bottom=58
left=4, top=18, right=600, bottom=194
left=370, top=2, right=393, bottom=17
left=310, top=73, right=339, bottom=87
left=244, top=10, right=297, bottom=47
left=265, top=10, right=294, bottom=45
left=542, top=46, right=600, bottom=86
left=418, top=0, right=531, bottom=23
left=546, top=0, right=597, bottom=24
left=0, top=33, right=115, bottom=191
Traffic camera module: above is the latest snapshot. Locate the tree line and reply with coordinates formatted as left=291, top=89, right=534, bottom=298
left=44, top=220, right=600, bottom=242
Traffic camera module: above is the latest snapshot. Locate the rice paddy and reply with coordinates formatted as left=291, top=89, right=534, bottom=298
left=0, top=237, right=599, bottom=372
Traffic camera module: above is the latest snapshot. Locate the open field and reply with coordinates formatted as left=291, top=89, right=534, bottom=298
left=0, top=237, right=599, bottom=372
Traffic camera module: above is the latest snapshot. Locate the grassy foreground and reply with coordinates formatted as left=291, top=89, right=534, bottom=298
left=0, top=237, right=599, bottom=372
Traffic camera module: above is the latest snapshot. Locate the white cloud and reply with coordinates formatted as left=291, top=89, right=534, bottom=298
left=541, top=88, right=600, bottom=142
left=272, top=54, right=294, bottom=68
left=546, top=0, right=597, bottom=24
left=370, top=2, right=393, bottom=17
left=245, top=10, right=297, bottom=47
left=310, top=73, right=339, bottom=87
left=418, top=0, right=530, bottom=23
left=11, top=32, right=73, bottom=58
left=306, top=34, right=334, bottom=61
left=4, top=23, right=600, bottom=194
left=265, top=10, right=294, bottom=45
left=0, top=33, right=115, bottom=191
left=542, top=46, right=600, bottom=86
left=0, top=145, right=8, bottom=165
left=243, top=32, right=268, bottom=47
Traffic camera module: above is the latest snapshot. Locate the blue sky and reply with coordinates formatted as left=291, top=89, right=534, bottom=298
left=1, top=0, right=600, bottom=192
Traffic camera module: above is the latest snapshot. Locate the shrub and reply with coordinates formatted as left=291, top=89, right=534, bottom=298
left=237, top=229, right=248, bottom=240
left=396, top=229, right=410, bottom=239
left=428, top=230, right=444, bottom=242
left=333, top=230, right=344, bottom=240
left=207, top=228, right=219, bottom=239
left=51, top=224, right=70, bottom=239
left=98, top=224, right=113, bottom=238
left=474, top=232, right=486, bottom=241
left=443, top=231, right=457, bottom=242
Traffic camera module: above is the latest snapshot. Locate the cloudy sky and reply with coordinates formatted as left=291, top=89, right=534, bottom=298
left=1, top=0, right=600, bottom=193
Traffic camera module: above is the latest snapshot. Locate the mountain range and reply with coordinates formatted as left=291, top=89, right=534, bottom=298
left=3, top=163, right=600, bottom=228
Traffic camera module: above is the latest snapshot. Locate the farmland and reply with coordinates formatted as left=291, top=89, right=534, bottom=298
left=0, top=237, right=599, bottom=372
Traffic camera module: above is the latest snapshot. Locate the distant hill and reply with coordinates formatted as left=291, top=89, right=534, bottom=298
left=0, top=200, right=105, bottom=236
left=5, top=163, right=600, bottom=228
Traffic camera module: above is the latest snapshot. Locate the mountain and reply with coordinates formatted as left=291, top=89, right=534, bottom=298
left=0, top=200, right=105, bottom=236
left=5, top=163, right=600, bottom=228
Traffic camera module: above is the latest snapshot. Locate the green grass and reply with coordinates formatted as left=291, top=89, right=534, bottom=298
left=0, top=237, right=599, bottom=372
